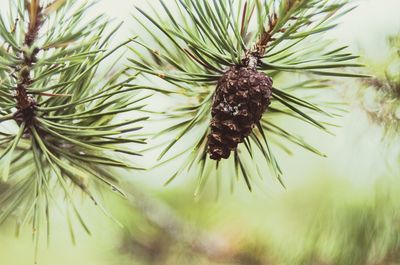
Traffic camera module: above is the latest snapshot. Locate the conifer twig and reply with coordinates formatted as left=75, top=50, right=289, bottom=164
left=0, top=1, right=146, bottom=255
left=129, top=0, right=365, bottom=192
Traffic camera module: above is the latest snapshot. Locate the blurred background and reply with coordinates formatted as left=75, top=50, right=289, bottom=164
left=0, top=0, right=399, bottom=264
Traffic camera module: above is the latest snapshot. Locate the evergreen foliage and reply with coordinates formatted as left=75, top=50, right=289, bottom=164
left=129, top=0, right=367, bottom=191
left=0, top=0, right=145, bottom=256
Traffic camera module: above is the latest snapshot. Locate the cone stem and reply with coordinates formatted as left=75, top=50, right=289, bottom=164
left=247, top=55, right=259, bottom=69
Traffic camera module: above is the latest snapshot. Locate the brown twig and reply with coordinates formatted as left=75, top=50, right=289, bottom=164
left=14, top=0, right=44, bottom=126
left=255, top=13, right=278, bottom=57
left=25, top=0, right=43, bottom=46
left=245, top=0, right=302, bottom=67
left=243, top=12, right=278, bottom=69
left=242, top=11, right=279, bottom=70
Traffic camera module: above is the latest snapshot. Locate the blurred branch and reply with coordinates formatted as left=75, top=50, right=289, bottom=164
left=123, top=188, right=270, bottom=265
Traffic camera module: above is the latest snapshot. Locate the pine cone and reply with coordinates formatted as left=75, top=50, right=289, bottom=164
left=207, top=66, right=273, bottom=160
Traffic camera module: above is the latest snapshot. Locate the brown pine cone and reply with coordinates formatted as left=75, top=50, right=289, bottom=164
left=207, top=66, right=273, bottom=160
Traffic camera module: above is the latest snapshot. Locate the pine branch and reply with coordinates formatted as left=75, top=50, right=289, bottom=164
left=129, top=0, right=365, bottom=192
left=0, top=0, right=145, bottom=257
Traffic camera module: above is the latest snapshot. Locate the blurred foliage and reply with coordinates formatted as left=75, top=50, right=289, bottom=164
left=358, top=33, right=400, bottom=135
left=349, top=33, right=400, bottom=172
left=118, top=178, right=400, bottom=265
left=267, top=181, right=400, bottom=265
left=118, top=187, right=274, bottom=265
